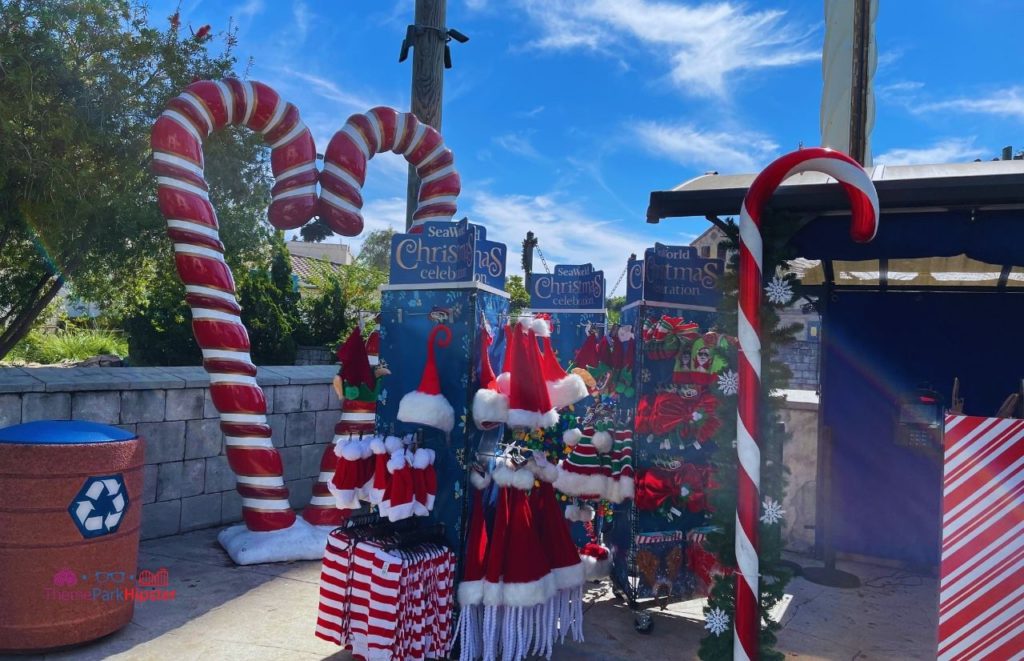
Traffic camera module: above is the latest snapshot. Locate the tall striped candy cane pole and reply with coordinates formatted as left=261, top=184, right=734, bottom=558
left=733, top=148, right=878, bottom=660
left=151, top=79, right=318, bottom=532
left=319, top=107, right=461, bottom=234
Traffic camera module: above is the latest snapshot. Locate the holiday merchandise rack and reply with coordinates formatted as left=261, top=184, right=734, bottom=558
left=607, top=298, right=724, bottom=633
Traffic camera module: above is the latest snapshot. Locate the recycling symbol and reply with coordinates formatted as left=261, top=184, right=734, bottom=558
left=68, top=474, right=129, bottom=539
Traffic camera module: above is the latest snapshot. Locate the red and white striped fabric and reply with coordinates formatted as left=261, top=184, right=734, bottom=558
left=151, top=79, right=319, bottom=532
left=938, top=414, right=1024, bottom=660
left=316, top=528, right=455, bottom=660
left=733, top=147, right=878, bottom=659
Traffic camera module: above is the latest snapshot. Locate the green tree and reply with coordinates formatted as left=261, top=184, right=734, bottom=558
left=0, top=1, right=270, bottom=358
left=355, top=228, right=396, bottom=275
left=299, top=218, right=334, bottom=243
left=298, top=261, right=387, bottom=350
left=505, top=275, right=531, bottom=313
left=606, top=295, right=625, bottom=324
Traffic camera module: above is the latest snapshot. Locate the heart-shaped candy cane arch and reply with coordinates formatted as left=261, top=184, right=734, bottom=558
left=151, top=79, right=318, bottom=532
left=319, top=106, right=461, bottom=235
left=733, top=147, right=878, bottom=660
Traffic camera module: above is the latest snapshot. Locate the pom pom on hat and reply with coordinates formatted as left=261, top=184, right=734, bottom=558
left=592, top=429, right=613, bottom=454
left=469, top=470, right=492, bottom=490
left=531, top=316, right=551, bottom=337
left=563, top=427, right=584, bottom=446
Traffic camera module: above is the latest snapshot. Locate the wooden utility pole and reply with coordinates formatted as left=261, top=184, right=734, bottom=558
left=848, top=0, right=872, bottom=165
left=404, top=0, right=447, bottom=230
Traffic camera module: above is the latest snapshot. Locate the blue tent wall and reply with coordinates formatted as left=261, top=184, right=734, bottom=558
left=822, top=291, right=1024, bottom=567
left=377, top=283, right=510, bottom=553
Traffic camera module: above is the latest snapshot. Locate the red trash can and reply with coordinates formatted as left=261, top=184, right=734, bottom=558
left=0, top=420, right=144, bottom=652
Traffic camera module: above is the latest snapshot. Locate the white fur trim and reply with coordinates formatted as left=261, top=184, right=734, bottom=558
left=339, top=441, right=363, bottom=461
left=492, top=464, right=516, bottom=487
left=617, top=325, right=634, bottom=342
left=397, top=390, right=455, bottom=432
left=387, top=500, right=417, bottom=522
left=458, top=579, right=484, bottom=606
left=507, top=407, right=559, bottom=430
left=384, top=435, right=404, bottom=453
left=581, top=554, right=611, bottom=581
left=563, top=428, right=584, bottom=447
left=425, top=493, right=435, bottom=511
left=550, top=562, right=585, bottom=590
left=564, top=503, right=580, bottom=522
left=369, top=437, right=386, bottom=454
left=412, top=448, right=432, bottom=469
left=578, top=505, right=595, bottom=522
left=592, top=430, right=613, bottom=454
left=470, top=471, right=492, bottom=490
left=495, top=372, right=511, bottom=395
left=547, top=373, right=589, bottom=409
left=529, top=456, right=559, bottom=483
left=472, top=388, right=508, bottom=427
left=326, top=480, right=361, bottom=510
left=614, top=475, right=635, bottom=503
left=483, top=574, right=557, bottom=608
left=553, top=467, right=607, bottom=499
left=511, top=467, right=536, bottom=491
left=387, top=451, right=407, bottom=473
left=532, top=317, right=551, bottom=337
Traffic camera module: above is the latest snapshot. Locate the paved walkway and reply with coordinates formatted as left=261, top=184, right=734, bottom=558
left=7, top=529, right=938, bottom=660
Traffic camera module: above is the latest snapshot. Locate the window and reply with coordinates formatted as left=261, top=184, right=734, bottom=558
left=700, top=245, right=711, bottom=258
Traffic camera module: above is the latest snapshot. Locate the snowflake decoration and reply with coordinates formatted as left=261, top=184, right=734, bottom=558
left=705, top=607, right=730, bottom=636
left=760, top=496, right=785, bottom=525
left=641, top=368, right=651, bottom=384
left=765, top=273, right=793, bottom=305
left=455, top=448, right=466, bottom=466
left=717, top=369, right=739, bottom=396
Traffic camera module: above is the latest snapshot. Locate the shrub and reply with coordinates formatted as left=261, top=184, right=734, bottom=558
left=6, top=329, right=128, bottom=364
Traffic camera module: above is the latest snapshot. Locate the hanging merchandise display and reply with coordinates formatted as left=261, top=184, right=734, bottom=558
left=535, top=318, right=590, bottom=410
left=471, top=326, right=508, bottom=429
left=456, top=459, right=585, bottom=661
left=315, top=517, right=455, bottom=659
left=397, top=325, right=456, bottom=433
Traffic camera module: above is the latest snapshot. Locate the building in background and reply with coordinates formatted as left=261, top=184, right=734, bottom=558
left=286, top=240, right=353, bottom=291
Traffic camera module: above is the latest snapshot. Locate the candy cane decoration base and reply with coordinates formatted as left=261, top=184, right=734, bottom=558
left=151, top=79, right=319, bottom=543
left=733, top=148, right=878, bottom=660
left=319, top=107, right=460, bottom=234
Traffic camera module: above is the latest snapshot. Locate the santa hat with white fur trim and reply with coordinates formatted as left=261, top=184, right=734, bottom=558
left=384, top=450, right=417, bottom=522
left=411, top=447, right=436, bottom=516
left=329, top=438, right=368, bottom=510
left=534, top=318, right=589, bottom=409
left=397, top=324, right=455, bottom=433
left=472, top=326, right=508, bottom=429
left=530, top=479, right=585, bottom=634
left=506, top=324, right=559, bottom=430
left=455, top=470, right=492, bottom=661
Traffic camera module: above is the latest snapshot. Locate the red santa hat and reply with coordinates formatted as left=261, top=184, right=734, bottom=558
left=329, top=438, right=367, bottom=510
left=579, top=543, right=611, bottom=581
left=336, top=327, right=375, bottom=391
left=384, top=449, right=416, bottom=522
left=472, top=326, right=508, bottom=429
left=506, top=326, right=559, bottom=430
left=364, top=328, right=380, bottom=367
left=492, top=472, right=556, bottom=608
left=536, top=326, right=588, bottom=409
left=397, top=325, right=455, bottom=432
left=494, top=323, right=514, bottom=396
left=530, top=481, right=585, bottom=592
left=459, top=470, right=492, bottom=607
left=573, top=333, right=600, bottom=370
left=411, top=447, right=436, bottom=516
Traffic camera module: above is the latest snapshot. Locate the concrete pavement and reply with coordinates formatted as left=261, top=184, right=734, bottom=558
left=4, top=529, right=938, bottom=660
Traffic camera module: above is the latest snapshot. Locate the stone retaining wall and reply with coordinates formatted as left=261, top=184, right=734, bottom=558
left=0, top=365, right=339, bottom=540
left=0, top=366, right=820, bottom=552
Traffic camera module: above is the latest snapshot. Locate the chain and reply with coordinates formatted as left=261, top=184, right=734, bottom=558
left=608, top=262, right=629, bottom=297
left=535, top=245, right=552, bottom=274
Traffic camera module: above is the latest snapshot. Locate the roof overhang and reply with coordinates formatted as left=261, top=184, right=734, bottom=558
left=647, top=160, right=1024, bottom=222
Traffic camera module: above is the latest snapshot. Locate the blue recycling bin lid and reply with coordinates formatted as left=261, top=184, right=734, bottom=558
left=0, top=420, right=135, bottom=444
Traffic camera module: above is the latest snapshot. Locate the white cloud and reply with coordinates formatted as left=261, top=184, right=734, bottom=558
left=517, top=105, right=546, bottom=118
left=875, top=138, right=986, bottom=166
left=517, top=0, right=818, bottom=97
left=292, top=1, right=312, bottom=40
left=632, top=120, right=779, bottom=172
left=916, top=87, right=1024, bottom=121
left=466, top=0, right=488, bottom=9
left=274, top=67, right=383, bottom=113
left=494, top=133, right=542, bottom=159
left=233, top=0, right=264, bottom=21
left=465, top=190, right=650, bottom=284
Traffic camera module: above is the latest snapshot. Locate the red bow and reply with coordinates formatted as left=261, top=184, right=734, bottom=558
left=580, top=542, right=609, bottom=560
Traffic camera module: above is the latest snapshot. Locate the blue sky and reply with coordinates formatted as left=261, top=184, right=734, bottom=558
left=152, top=0, right=1024, bottom=290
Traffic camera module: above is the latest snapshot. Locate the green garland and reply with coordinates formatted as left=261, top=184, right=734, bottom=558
left=698, top=210, right=805, bottom=661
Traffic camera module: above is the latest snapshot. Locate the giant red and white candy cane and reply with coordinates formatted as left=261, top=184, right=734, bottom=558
left=151, top=79, right=318, bottom=532
left=733, top=147, right=878, bottom=660
left=319, top=107, right=460, bottom=235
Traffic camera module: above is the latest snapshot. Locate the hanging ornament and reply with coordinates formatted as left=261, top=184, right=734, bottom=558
left=716, top=369, right=739, bottom=396
left=764, top=272, right=794, bottom=305
left=705, top=606, right=731, bottom=637
left=760, top=496, right=786, bottom=525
